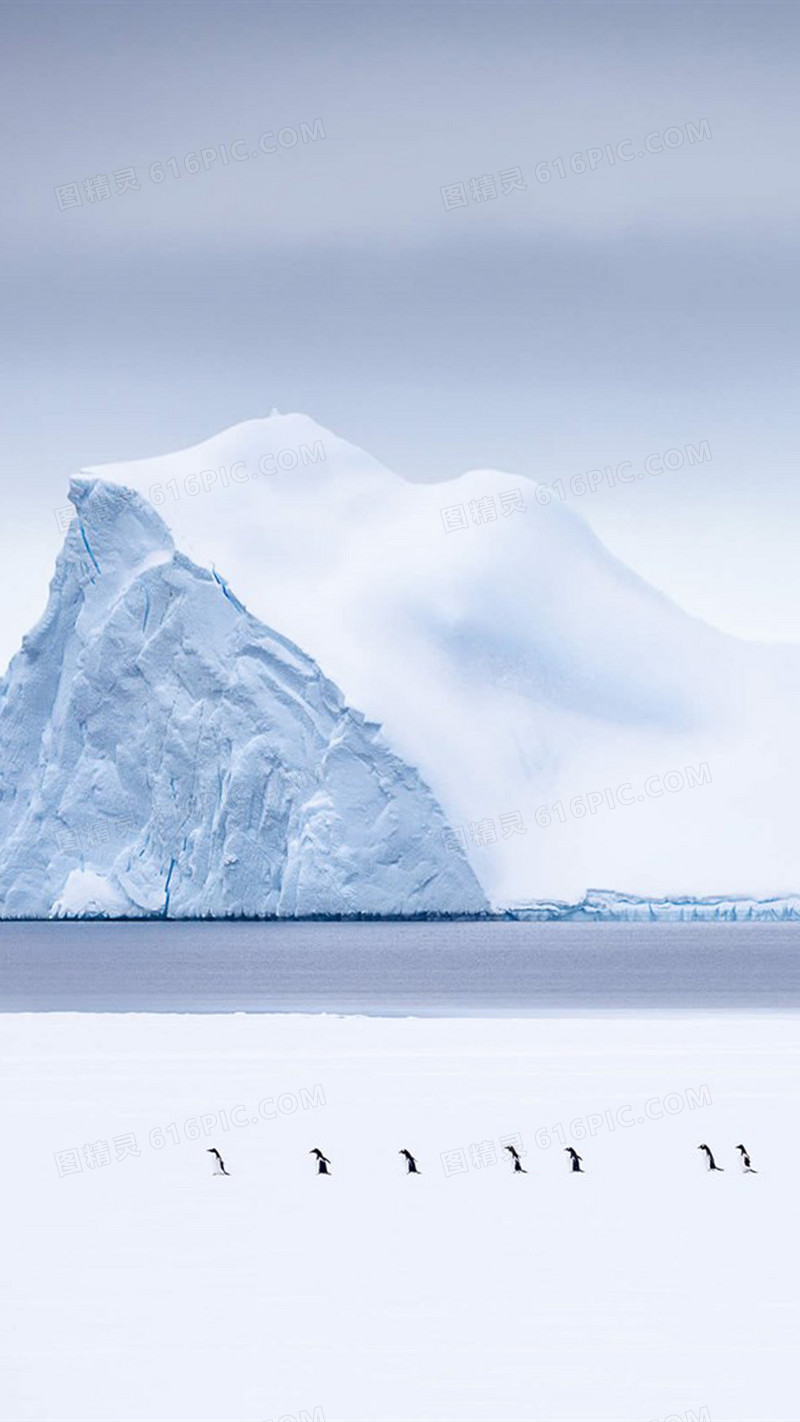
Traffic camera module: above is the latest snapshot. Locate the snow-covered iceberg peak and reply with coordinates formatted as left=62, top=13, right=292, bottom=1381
left=0, top=479, right=487, bottom=918
left=88, top=412, right=800, bottom=907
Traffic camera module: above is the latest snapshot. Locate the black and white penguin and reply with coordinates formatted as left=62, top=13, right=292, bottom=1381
left=736, top=1143, right=758, bottom=1173
left=564, top=1147, right=584, bottom=1173
left=504, top=1144, right=527, bottom=1174
left=207, top=1147, right=230, bottom=1176
left=310, top=1148, right=331, bottom=1175
left=697, top=1143, right=724, bottom=1172
left=399, top=1149, right=420, bottom=1175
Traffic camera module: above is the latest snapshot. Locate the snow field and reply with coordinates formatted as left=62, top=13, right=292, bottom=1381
left=1, top=1010, right=798, bottom=1422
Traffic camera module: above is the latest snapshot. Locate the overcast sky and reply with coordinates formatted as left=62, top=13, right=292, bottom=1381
left=1, top=0, right=798, bottom=669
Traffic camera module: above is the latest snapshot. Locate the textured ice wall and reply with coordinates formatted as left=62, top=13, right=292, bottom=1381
left=0, top=479, right=486, bottom=918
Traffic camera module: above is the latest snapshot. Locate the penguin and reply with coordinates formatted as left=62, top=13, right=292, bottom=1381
left=564, top=1147, right=584, bottom=1173
left=736, top=1143, right=758, bottom=1173
left=503, top=1144, right=527, bottom=1174
left=310, top=1148, right=331, bottom=1175
left=206, top=1147, right=230, bottom=1176
left=399, top=1149, right=420, bottom=1175
left=697, top=1143, right=724, bottom=1172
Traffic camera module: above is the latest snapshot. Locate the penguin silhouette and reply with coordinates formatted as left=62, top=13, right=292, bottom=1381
left=399, top=1149, right=420, bottom=1175
left=564, top=1147, right=584, bottom=1173
left=697, top=1143, right=724, bottom=1172
left=310, top=1148, right=331, bottom=1175
left=206, top=1147, right=230, bottom=1176
left=736, top=1143, right=758, bottom=1174
left=504, top=1144, right=527, bottom=1174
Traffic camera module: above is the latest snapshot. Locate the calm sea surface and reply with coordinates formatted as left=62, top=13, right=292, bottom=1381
left=0, top=919, right=797, bottom=1013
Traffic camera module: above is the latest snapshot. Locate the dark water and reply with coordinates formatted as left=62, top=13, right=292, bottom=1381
left=0, top=919, right=797, bottom=1013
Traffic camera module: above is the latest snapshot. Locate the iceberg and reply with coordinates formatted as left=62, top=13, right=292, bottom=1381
left=0, top=479, right=487, bottom=919
left=86, top=413, right=800, bottom=906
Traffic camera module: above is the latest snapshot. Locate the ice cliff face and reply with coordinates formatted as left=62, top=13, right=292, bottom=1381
left=0, top=479, right=487, bottom=918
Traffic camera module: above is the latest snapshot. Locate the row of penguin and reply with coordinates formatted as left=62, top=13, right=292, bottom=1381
left=205, top=1142, right=757, bottom=1176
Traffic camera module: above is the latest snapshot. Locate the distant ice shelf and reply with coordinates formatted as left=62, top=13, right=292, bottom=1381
left=507, top=889, right=800, bottom=921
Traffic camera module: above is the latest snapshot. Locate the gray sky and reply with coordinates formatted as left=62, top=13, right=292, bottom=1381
left=1, top=0, right=798, bottom=669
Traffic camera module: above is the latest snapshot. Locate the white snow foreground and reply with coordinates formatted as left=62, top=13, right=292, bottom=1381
left=0, top=479, right=486, bottom=918
left=3, top=1009, right=797, bottom=1422
left=88, top=413, right=800, bottom=906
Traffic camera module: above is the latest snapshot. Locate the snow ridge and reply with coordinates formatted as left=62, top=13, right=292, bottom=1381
left=0, top=479, right=486, bottom=918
